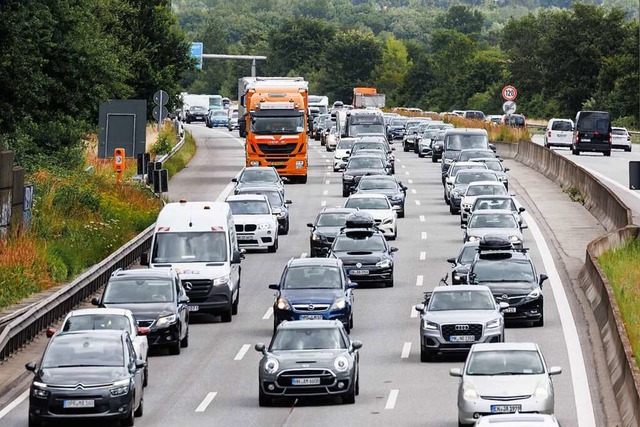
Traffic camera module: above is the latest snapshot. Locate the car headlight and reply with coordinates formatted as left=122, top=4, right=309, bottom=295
left=110, top=379, right=130, bottom=397
left=390, top=194, right=403, bottom=201
left=213, top=276, right=230, bottom=287
left=312, top=232, right=327, bottom=242
left=444, top=158, right=453, bottom=164
left=258, top=222, right=273, bottom=230
left=330, top=298, right=347, bottom=310
left=343, top=174, right=354, bottom=181
left=486, top=318, right=502, bottom=329
left=276, top=298, right=291, bottom=310
left=451, top=191, right=461, bottom=198
left=376, top=259, right=392, bottom=268
left=461, top=203, right=471, bottom=209
left=334, top=356, right=349, bottom=372
left=467, top=236, right=480, bottom=242
left=156, top=314, right=177, bottom=329
left=453, top=273, right=461, bottom=281
left=32, top=382, right=49, bottom=398
left=277, top=211, right=286, bottom=219
left=527, top=288, right=541, bottom=299
left=463, top=383, right=479, bottom=400
left=422, top=319, right=438, bottom=330
left=264, top=358, right=279, bottom=374
left=534, top=380, right=550, bottom=399
left=381, top=216, right=394, bottom=225
left=509, top=235, right=521, bottom=243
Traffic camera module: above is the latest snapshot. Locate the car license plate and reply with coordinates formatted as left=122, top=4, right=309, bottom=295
left=503, top=307, right=517, bottom=313
left=491, top=404, right=522, bottom=413
left=581, top=138, right=591, bottom=142
left=557, top=132, right=565, bottom=137
left=350, top=270, right=369, bottom=275
left=188, top=305, right=199, bottom=312
left=271, top=162, right=287, bottom=166
left=301, top=315, right=323, bottom=320
left=237, top=235, right=253, bottom=240
left=450, top=335, right=475, bottom=342
left=292, top=377, right=321, bottom=386
left=63, top=400, right=95, bottom=408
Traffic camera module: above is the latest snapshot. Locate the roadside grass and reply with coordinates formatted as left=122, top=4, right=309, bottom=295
left=164, top=131, right=197, bottom=179
left=599, top=238, right=640, bottom=367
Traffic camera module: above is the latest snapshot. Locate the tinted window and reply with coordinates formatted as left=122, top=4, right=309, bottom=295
left=455, top=172, right=497, bottom=184
left=467, top=185, right=507, bottom=196
left=43, top=335, right=124, bottom=368
left=63, top=314, right=131, bottom=334
left=474, top=198, right=515, bottom=211
left=347, top=157, right=384, bottom=169
left=467, top=350, right=544, bottom=375
left=390, top=118, right=408, bottom=125
left=551, top=121, right=572, bottom=131
left=283, top=266, right=342, bottom=289
left=459, top=151, right=495, bottom=162
left=251, top=116, right=304, bottom=134
left=481, top=160, right=503, bottom=172
left=333, top=234, right=386, bottom=252
left=429, top=290, right=495, bottom=311
left=353, top=143, right=385, bottom=152
left=103, top=279, right=174, bottom=303
left=469, top=213, right=517, bottom=228
left=349, top=124, right=385, bottom=137
left=238, top=190, right=282, bottom=207
left=345, top=197, right=390, bottom=210
left=359, top=178, right=397, bottom=190
left=316, top=213, right=349, bottom=227
left=459, top=246, right=478, bottom=264
left=337, top=140, right=355, bottom=150
left=240, top=169, right=279, bottom=183
left=153, top=231, right=228, bottom=263
left=451, top=164, right=487, bottom=176
left=445, top=134, right=488, bottom=150
left=612, top=128, right=627, bottom=135
left=473, top=259, right=535, bottom=282
left=271, top=328, right=347, bottom=351
left=576, top=111, right=610, bottom=133
left=228, top=200, right=270, bottom=215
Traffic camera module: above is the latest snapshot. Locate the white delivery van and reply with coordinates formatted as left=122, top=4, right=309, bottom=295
left=142, top=201, right=243, bottom=323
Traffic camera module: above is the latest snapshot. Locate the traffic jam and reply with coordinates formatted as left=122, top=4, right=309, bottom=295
left=25, top=82, right=563, bottom=427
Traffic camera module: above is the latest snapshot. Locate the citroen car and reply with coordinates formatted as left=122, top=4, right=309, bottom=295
left=255, top=320, right=362, bottom=406
left=226, top=194, right=279, bottom=252
left=307, top=208, right=356, bottom=257
left=344, top=193, right=398, bottom=239
left=462, top=210, right=525, bottom=248
left=328, top=213, right=398, bottom=287
left=26, top=330, right=145, bottom=427
left=447, top=241, right=480, bottom=285
left=93, top=268, right=190, bottom=355
left=448, top=170, right=499, bottom=215
left=414, top=285, right=507, bottom=362
left=235, top=186, right=292, bottom=235
left=353, top=175, right=407, bottom=218
left=467, top=237, right=547, bottom=326
left=269, top=258, right=356, bottom=333
left=342, top=155, right=389, bottom=197
left=450, top=342, right=562, bottom=426
left=232, top=166, right=286, bottom=197
left=460, top=181, right=509, bottom=224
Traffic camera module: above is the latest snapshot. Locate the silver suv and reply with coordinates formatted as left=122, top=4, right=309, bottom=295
left=414, top=285, right=507, bottom=362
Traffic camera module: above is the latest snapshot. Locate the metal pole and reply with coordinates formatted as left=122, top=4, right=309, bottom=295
left=158, top=91, right=163, bottom=132
left=251, top=59, right=256, bottom=77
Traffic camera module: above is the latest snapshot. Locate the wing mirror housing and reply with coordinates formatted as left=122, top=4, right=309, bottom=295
left=255, top=342, right=267, bottom=355
left=549, top=366, right=562, bottom=375
left=285, top=200, right=292, bottom=205
left=231, top=250, right=243, bottom=264
left=91, top=297, right=100, bottom=306
left=460, top=224, right=467, bottom=229
left=446, top=257, right=456, bottom=264
left=498, top=302, right=510, bottom=310
left=539, top=274, right=549, bottom=286
left=390, top=247, right=399, bottom=253
left=268, top=284, right=280, bottom=290
left=231, top=177, right=238, bottom=183
left=135, top=360, right=146, bottom=370
left=348, top=281, right=358, bottom=289
left=179, top=296, right=190, bottom=304
left=518, top=207, right=526, bottom=213
left=25, top=362, right=37, bottom=373
left=281, top=177, right=290, bottom=183
left=520, top=224, right=528, bottom=229
left=351, top=340, right=363, bottom=351
left=449, top=368, right=462, bottom=377
left=306, top=223, right=314, bottom=228
left=414, top=304, right=425, bottom=313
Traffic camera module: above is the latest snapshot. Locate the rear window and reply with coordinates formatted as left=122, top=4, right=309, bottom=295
left=551, top=121, right=572, bottom=131
left=576, top=111, right=610, bottom=133
left=612, top=128, right=628, bottom=135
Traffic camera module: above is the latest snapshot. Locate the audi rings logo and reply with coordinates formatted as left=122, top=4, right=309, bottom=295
left=455, top=325, right=470, bottom=331
left=308, top=304, right=315, bottom=311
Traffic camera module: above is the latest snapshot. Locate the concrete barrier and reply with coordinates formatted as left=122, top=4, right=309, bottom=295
left=491, top=141, right=519, bottom=160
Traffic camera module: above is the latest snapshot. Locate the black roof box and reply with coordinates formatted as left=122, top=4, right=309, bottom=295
left=478, top=235, right=513, bottom=251
left=345, top=211, right=375, bottom=229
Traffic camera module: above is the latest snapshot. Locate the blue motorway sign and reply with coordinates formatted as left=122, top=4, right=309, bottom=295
left=191, top=42, right=203, bottom=70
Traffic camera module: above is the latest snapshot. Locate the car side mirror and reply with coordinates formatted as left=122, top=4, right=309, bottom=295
left=390, top=247, right=399, bottom=253
left=489, top=144, right=496, bottom=153
left=518, top=207, right=526, bottom=213
left=446, top=257, right=456, bottom=264
left=345, top=150, right=351, bottom=155
left=281, top=177, right=290, bottom=183
left=307, top=223, right=314, bottom=228
left=504, top=167, right=510, bottom=172
left=135, top=360, right=146, bottom=370
left=392, top=205, right=401, bottom=211
left=539, top=274, right=548, bottom=286
left=460, top=224, right=467, bottom=229
left=449, top=368, right=462, bottom=377
left=137, top=326, right=150, bottom=336
left=351, top=340, right=363, bottom=351
left=414, top=304, right=425, bottom=313
left=91, top=297, right=100, bottom=306
left=255, top=342, right=267, bottom=354
left=46, top=327, right=57, bottom=338
left=498, top=302, right=510, bottom=310
left=140, top=252, right=149, bottom=266
left=391, top=147, right=396, bottom=151
left=231, top=178, right=238, bottom=183
left=268, top=284, right=280, bottom=290
left=549, top=366, right=562, bottom=376
left=285, top=200, right=292, bottom=205
left=520, top=223, right=528, bottom=229
left=231, top=250, right=243, bottom=264
left=401, top=185, right=408, bottom=191
left=348, top=281, right=358, bottom=289
left=25, top=362, right=37, bottom=373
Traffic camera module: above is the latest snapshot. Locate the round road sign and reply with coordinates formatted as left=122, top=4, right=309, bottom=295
left=153, top=90, right=169, bottom=106
left=152, top=106, right=169, bottom=121
left=502, top=101, right=517, bottom=115
left=502, top=85, right=518, bottom=101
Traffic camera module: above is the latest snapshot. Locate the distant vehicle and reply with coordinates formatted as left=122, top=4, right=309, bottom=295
left=447, top=241, right=480, bottom=285
left=344, top=193, right=398, bottom=239
left=544, top=118, right=574, bottom=148
left=387, top=116, right=409, bottom=140
left=463, top=210, right=525, bottom=247
left=307, top=208, right=357, bottom=257
left=441, top=128, right=491, bottom=182
left=206, top=109, right=229, bottom=128
left=228, top=107, right=239, bottom=131
left=232, top=166, right=286, bottom=197
left=501, top=113, right=526, bottom=128
left=185, top=105, right=208, bottom=123
left=612, top=126, right=632, bottom=152
left=226, top=194, right=279, bottom=253
left=235, top=185, right=292, bottom=235
left=485, top=115, right=503, bottom=125
left=460, top=181, right=510, bottom=224
left=333, top=139, right=356, bottom=172
left=341, top=156, right=389, bottom=197
left=463, top=110, right=485, bottom=120
left=179, top=93, right=209, bottom=121
left=353, top=87, right=385, bottom=109
left=222, top=97, right=231, bottom=109
left=353, top=175, right=407, bottom=218
left=448, top=170, right=499, bottom=215
left=469, top=157, right=510, bottom=190
left=572, top=110, right=612, bottom=156
left=308, top=95, right=329, bottom=115
left=466, top=195, right=525, bottom=226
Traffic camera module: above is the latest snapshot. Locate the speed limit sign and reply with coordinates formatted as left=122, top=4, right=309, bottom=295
left=502, top=85, right=518, bottom=101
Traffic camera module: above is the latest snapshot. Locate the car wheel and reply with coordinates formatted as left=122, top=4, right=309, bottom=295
left=449, top=204, right=457, bottom=215
left=221, top=305, right=233, bottom=323
left=403, top=144, right=409, bottom=152
left=397, top=208, right=405, bottom=219
left=134, top=393, right=144, bottom=417
left=385, top=279, right=394, bottom=288
left=180, top=326, right=189, bottom=348
left=627, top=146, right=632, bottom=152
left=533, top=313, right=544, bottom=327
left=232, top=291, right=239, bottom=315
left=143, top=363, right=149, bottom=387
left=418, top=153, right=424, bottom=158
left=420, top=346, right=435, bottom=363
left=342, top=381, right=356, bottom=404
left=283, top=221, right=290, bottom=235
left=268, top=238, right=278, bottom=253
left=444, top=194, right=449, bottom=205
left=342, top=188, right=350, bottom=197
left=121, top=401, right=135, bottom=426
left=459, top=420, right=473, bottom=427
left=169, top=339, right=181, bottom=355
left=28, top=415, right=42, bottom=427
left=432, top=155, right=437, bottom=163
left=333, top=167, right=340, bottom=172
left=259, top=389, right=273, bottom=407
left=604, top=150, right=611, bottom=157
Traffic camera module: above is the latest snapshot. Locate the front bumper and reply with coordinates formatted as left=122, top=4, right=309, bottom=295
left=237, top=229, right=277, bottom=248
left=343, top=264, right=393, bottom=285
left=274, top=306, right=350, bottom=328
left=499, top=296, right=543, bottom=323
left=187, top=283, right=234, bottom=315
left=260, top=370, right=354, bottom=398
left=334, top=158, right=346, bottom=171
left=420, top=325, right=502, bottom=354
left=458, top=395, right=553, bottom=424
left=29, top=387, right=135, bottom=422
left=147, top=322, right=181, bottom=346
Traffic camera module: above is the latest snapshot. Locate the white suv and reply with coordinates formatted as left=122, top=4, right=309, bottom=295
left=544, top=118, right=574, bottom=148
left=344, top=193, right=398, bottom=239
left=612, top=127, right=632, bottom=152
left=226, top=194, right=279, bottom=252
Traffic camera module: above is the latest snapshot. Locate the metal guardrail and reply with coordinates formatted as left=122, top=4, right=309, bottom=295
left=156, top=119, right=186, bottom=164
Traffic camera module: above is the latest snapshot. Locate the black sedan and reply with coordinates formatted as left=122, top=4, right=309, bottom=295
left=93, top=268, right=190, bottom=355
left=307, top=208, right=356, bottom=257
left=185, top=105, right=208, bottom=123
left=446, top=241, right=479, bottom=285
left=353, top=175, right=407, bottom=218
left=232, top=166, right=286, bottom=198
left=26, top=330, right=145, bottom=427
left=342, top=156, right=389, bottom=197
left=236, top=185, right=292, bottom=235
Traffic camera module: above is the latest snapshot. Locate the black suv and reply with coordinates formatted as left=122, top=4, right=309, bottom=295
left=342, top=155, right=389, bottom=197
left=447, top=241, right=479, bottom=285
left=467, top=237, right=547, bottom=327
left=328, top=212, right=398, bottom=287
left=307, top=208, right=356, bottom=257
left=572, top=110, right=612, bottom=156
left=93, top=269, right=190, bottom=355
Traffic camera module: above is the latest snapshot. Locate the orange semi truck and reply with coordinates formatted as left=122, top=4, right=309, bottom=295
left=238, top=77, right=310, bottom=183
left=353, top=87, right=386, bottom=109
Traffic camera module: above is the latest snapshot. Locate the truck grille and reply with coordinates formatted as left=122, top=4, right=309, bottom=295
left=257, top=143, right=298, bottom=155
left=441, top=324, right=483, bottom=341
left=184, top=279, right=213, bottom=302
left=235, top=224, right=257, bottom=232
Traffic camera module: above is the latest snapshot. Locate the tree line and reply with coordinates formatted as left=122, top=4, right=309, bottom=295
left=177, top=0, right=638, bottom=127
left=0, top=0, right=193, bottom=171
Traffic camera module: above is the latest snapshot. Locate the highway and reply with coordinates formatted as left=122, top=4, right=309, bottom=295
left=2, top=125, right=599, bottom=426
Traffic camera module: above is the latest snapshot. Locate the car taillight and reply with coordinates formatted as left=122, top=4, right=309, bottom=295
left=548, top=131, right=552, bottom=137
left=575, top=135, right=580, bottom=145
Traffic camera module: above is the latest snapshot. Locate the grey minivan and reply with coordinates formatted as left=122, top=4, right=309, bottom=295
left=571, top=110, right=611, bottom=156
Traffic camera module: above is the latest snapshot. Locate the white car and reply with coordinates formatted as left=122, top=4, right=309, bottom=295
left=460, top=181, right=509, bottom=224
left=226, top=194, right=279, bottom=252
left=333, top=139, right=356, bottom=171
left=450, top=342, right=562, bottom=426
left=49, top=308, right=150, bottom=387
left=544, top=118, right=574, bottom=148
left=612, top=127, right=632, bottom=152
left=344, top=193, right=398, bottom=239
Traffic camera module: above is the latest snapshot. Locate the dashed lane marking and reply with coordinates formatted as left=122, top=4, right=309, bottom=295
left=419, top=252, right=426, bottom=260
left=195, top=392, right=218, bottom=413
left=234, top=344, right=251, bottom=361
left=385, top=390, right=399, bottom=410
left=416, top=275, right=424, bottom=286
left=262, top=307, right=273, bottom=320
left=401, top=342, right=412, bottom=359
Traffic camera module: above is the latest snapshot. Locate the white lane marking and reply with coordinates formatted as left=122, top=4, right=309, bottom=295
left=195, top=392, right=218, bottom=412
left=326, top=180, right=331, bottom=184
left=385, top=389, right=399, bottom=410
left=579, top=164, right=640, bottom=202
left=325, top=159, right=330, bottom=163
left=327, top=166, right=331, bottom=170
left=419, top=252, right=426, bottom=260
left=234, top=344, right=251, bottom=361
left=405, top=172, right=410, bottom=175
left=523, top=211, right=595, bottom=426
left=421, top=232, right=427, bottom=240
left=416, top=275, right=424, bottom=286
left=401, top=342, right=412, bottom=359
left=419, top=215, right=425, bottom=222
left=301, top=252, right=308, bottom=258
left=411, top=189, right=417, bottom=194
left=323, top=190, right=328, bottom=195
left=322, top=154, right=327, bottom=158
left=411, top=306, right=419, bottom=318
left=215, top=182, right=235, bottom=203
left=321, top=200, right=327, bottom=207
left=0, top=390, right=28, bottom=419
left=262, top=307, right=273, bottom=320
left=415, top=200, right=421, bottom=206
left=401, top=164, right=406, bottom=169
left=408, top=179, right=414, bottom=184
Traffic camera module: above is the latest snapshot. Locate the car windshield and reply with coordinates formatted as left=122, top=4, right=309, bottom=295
left=347, top=157, right=384, bottom=169
left=228, top=200, right=270, bottom=215
left=359, top=178, right=397, bottom=190
left=333, top=234, right=386, bottom=252
left=63, top=314, right=131, bottom=334
left=473, top=259, right=535, bottom=282
left=612, top=128, right=627, bottom=135
left=459, top=245, right=478, bottom=264
left=469, top=213, right=517, bottom=229
left=250, top=115, right=304, bottom=135
left=316, top=213, right=349, bottom=227
left=466, top=350, right=544, bottom=376
left=467, top=185, right=507, bottom=197
left=423, top=130, right=439, bottom=139
left=551, top=121, right=572, bottom=131
left=283, top=266, right=342, bottom=289
left=239, top=190, right=282, bottom=208
left=479, top=160, right=503, bottom=172
left=474, top=198, right=516, bottom=211
left=451, top=164, right=486, bottom=176
left=337, top=140, right=355, bottom=150
left=239, top=169, right=279, bottom=183
left=103, top=279, right=174, bottom=303
left=455, top=172, right=497, bottom=184
left=445, top=135, right=488, bottom=150
left=349, top=124, right=385, bottom=137
left=345, top=197, right=390, bottom=210
left=190, top=106, right=206, bottom=112
left=152, top=231, right=228, bottom=263
left=391, top=118, right=408, bottom=126
left=213, top=111, right=226, bottom=117
left=42, top=335, right=124, bottom=368
left=459, top=151, right=494, bottom=161
left=429, top=290, right=495, bottom=311
left=271, top=328, right=347, bottom=351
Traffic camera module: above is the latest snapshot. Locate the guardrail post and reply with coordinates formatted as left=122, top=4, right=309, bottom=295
left=0, top=151, right=14, bottom=238
left=11, top=166, right=24, bottom=231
